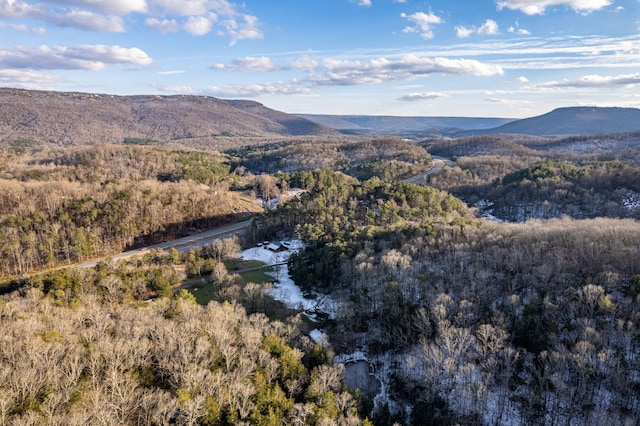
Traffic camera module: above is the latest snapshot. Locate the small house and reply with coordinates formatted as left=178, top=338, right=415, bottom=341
left=266, top=241, right=288, bottom=252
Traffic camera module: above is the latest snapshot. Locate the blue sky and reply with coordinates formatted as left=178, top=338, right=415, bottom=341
left=1, top=0, right=639, bottom=117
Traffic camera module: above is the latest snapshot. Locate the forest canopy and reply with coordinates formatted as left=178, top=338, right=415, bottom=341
left=2, top=133, right=640, bottom=425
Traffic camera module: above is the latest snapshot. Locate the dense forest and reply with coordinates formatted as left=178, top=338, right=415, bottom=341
left=0, top=139, right=432, bottom=279
left=427, top=158, right=640, bottom=222
left=0, top=268, right=365, bottom=425
left=0, top=145, right=261, bottom=278
left=228, top=138, right=433, bottom=181
left=2, top=131, right=640, bottom=425
left=257, top=170, right=640, bottom=424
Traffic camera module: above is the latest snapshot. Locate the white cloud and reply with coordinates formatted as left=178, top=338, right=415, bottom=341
left=507, top=21, right=531, bottom=35
left=0, top=0, right=46, bottom=19
left=291, top=55, right=319, bottom=72
left=478, top=19, right=500, bottom=35
left=0, top=44, right=152, bottom=71
left=455, top=25, right=475, bottom=38
left=484, top=97, right=532, bottom=106
left=496, top=0, right=612, bottom=15
left=3, top=22, right=26, bottom=31
left=0, top=0, right=263, bottom=41
left=152, top=84, right=203, bottom=94
left=0, top=1, right=126, bottom=32
left=146, top=18, right=179, bottom=34
left=399, top=92, right=449, bottom=101
left=313, top=54, right=503, bottom=86
left=74, top=45, right=153, bottom=65
left=517, top=76, right=529, bottom=82
left=183, top=15, right=212, bottom=35
left=206, top=81, right=312, bottom=97
left=157, top=70, right=186, bottom=75
left=437, top=34, right=640, bottom=71
left=51, top=0, right=147, bottom=14
left=533, top=73, right=640, bottom=89
left=508, top=26, right=531, bottom=35
left=50, top=10, right=125, bottom=32
left=32, top=26, right=46, bottom=34
left=211, top=56, right=277, bottom=72
left=155, top=82, right=313, bottom=99
left=223, top=14, right=263, bottom=44
left=401, top=11, right=442, bottom=39
left=150, top=0, right=209, bottom=16
left=0, top=21, right=46, bottom=34
left=0, top=68, right=62, bottom=88
left=351, top=0, right=372, bottom=6
left=455, top=19, right=501, bottom=38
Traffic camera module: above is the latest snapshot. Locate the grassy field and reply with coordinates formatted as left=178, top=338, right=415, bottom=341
left=189, top=259, right=275, bottom=306
left=187, top=257, right=309, bottom=324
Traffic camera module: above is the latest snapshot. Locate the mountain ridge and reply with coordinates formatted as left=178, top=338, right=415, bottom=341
left=0, top=87, right=339, bottom=147
left=299, top=107, right=640, bottom=137
left=297, top=113, right=515, bottom=134
left=455, top=106, right=640, bottom=137
left=2, top=87, right=639, bottom=146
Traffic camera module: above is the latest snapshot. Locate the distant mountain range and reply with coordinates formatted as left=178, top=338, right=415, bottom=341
left=0, top=88, right=338, bottom=147
left=456, top=107, right=640, bottom=137
left=296, top=114, right=514, bottom=136
left=300, top=107, right=640, bottom=137
left=1, top=87, right=639, bottom=148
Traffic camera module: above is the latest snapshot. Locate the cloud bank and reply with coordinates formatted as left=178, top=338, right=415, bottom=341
left=0, top=0, right=263, bottom=41
left=0, top=44, right=153, bottom=71
left=399, top=92, right=449, bottom=101
left=533, top=73, right=640, bottom=90
left=310, top=55, right=504, bottom=86
left=211, top=56, right=278, bottom=72
left=496, top=0, right=612, bottom=15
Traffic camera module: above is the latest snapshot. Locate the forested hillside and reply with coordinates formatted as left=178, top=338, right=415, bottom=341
left=257, top=171, right=640, bottom=424
left=423, top=136, right=640, bottom=222
left=0, top=88, right=338, bottom=148
left=0, top=138, right=434, bottom=280
left=459, top=106, right=640, bottom=136
left=0, top=145, right=262, bottom=279
left=297, top=114, right=514, bottom=137
left=229, top=137, right=433, bottom=180
left=2, top=125, right=640, bottom=425
left=0, top=275, right=364, bottom=424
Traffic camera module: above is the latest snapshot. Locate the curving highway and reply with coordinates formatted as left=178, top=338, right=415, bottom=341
left=402, top=156, right=452, bottom=185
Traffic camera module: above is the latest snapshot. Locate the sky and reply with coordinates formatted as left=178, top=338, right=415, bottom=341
left=1, top=0, right=639, bottom=118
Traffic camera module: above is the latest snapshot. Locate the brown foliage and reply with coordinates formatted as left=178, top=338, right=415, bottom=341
left=0, top=88, right=338, bottom=149
left=0, top=146, right=261, bottom=278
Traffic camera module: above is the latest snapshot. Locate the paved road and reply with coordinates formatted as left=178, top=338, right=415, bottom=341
left=403, top=156, right=452, bottom=185
left=75, top=220, right=253, bottom=268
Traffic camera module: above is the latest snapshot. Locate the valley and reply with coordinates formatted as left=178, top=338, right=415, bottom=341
left=1, top=88, right=639, bottom=425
